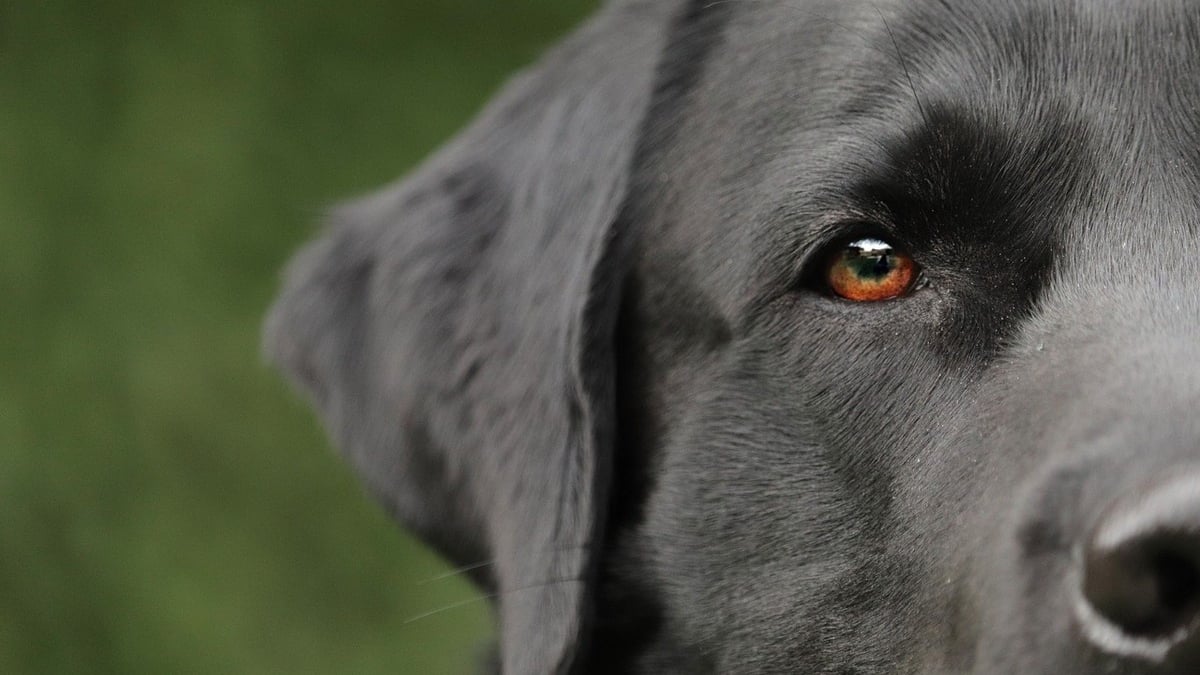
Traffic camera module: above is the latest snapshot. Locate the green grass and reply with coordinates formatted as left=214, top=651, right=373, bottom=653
left=0, top=1, right=595, bottom=672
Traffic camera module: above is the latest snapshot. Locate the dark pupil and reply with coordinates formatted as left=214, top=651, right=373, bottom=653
left=848, top=248, right=894, bottom=280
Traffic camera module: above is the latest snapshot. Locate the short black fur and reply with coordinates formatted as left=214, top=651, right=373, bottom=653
left=267, top=1, right=1200, bottom=672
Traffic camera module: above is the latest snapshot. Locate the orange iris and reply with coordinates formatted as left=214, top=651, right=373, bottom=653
left=826, top=238, right=918, bottom=302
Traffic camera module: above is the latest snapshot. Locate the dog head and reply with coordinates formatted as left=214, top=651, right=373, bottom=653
left=266, top=1, right=1200, bottom=672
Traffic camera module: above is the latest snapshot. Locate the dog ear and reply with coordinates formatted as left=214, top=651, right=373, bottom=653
left=264, top=2, right=678, bottom=671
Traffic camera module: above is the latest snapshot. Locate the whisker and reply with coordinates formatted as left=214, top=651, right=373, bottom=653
left=401, top=576, right=586, bottom=627
left=876, top=7, right=930, bottom=127
left=401, top=595, right=491, bottom=626
left=412, top=543, right=593, bottom=586
left=416, top=560, right=495, bottom=586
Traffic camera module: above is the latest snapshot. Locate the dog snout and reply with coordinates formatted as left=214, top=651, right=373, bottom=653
left=1077, top=472, right=1200, bottom=666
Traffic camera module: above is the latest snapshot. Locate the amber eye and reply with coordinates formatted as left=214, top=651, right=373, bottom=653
left=825, top=238, right=918, bottom=302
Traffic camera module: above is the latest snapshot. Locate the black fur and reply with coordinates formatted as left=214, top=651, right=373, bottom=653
left=266, top=1, right=1200, bottom=672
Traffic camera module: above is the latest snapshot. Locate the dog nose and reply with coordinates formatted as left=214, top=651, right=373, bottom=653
left=1080, top=474, right=1200, bottom=662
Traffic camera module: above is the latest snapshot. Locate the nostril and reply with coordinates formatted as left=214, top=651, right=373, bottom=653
left=1084, top=536, right=1200, bottom=638
left=1155, top=549, right=1200, bottom=617
left=1079, top=475, right=1200, bottom=662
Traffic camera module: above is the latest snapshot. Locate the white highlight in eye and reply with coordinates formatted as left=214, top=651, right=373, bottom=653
left=850, top=238, right=892, bottom=253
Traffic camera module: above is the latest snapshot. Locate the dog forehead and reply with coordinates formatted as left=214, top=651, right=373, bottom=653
left=688, top=1, right=1200, bottom=246
left=714, top=2, right=1200, bottom=119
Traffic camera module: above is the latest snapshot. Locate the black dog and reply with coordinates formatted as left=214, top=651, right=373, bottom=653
left=265, top=0, right=1200, bottom=672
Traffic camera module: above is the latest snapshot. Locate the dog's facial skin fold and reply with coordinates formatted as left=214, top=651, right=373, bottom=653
left=265, top=1, right=1200, bottom=672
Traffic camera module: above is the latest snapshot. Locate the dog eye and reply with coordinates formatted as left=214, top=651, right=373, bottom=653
left=825, top=238, right=919, bottom=302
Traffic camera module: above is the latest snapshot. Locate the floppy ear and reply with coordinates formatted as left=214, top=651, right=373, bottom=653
left=264, top=2, right=679, bottom=671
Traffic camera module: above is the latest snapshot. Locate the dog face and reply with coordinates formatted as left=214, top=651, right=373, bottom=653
left=266, top=1, right=1200, bottom=672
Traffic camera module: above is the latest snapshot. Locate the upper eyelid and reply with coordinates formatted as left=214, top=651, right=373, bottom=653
left=804, top=194, right=903, bottom=245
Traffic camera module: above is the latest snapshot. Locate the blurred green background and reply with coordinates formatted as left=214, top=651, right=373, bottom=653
left=0, top=1, right=595, bottom=672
